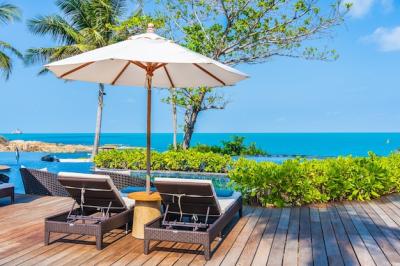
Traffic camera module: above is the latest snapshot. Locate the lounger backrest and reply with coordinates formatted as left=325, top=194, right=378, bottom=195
left=155, top=178, right=222, bottom=216
left=58, top=172, right=127, bottom=211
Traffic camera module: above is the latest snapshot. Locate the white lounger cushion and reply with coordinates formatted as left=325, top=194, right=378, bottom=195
left=218, top=192, right=241, bottom=213
left=154, top=177, right=241, bottom=214
left=58, top=172, right=135, bottom=209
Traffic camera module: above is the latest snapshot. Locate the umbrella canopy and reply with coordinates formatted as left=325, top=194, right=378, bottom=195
left=45, top=24, right=248, bottom=193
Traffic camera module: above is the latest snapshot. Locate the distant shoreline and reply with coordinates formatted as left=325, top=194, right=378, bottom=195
left=0, top=139, right=92, bottom=153
left=1, top=133, right=398, bottom=157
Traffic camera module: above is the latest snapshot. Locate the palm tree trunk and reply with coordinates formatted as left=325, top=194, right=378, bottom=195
left=171, top=88, right=177, bottom=150
left=91, top=83, right=105, bottom=159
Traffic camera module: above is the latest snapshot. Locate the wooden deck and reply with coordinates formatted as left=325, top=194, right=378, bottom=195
left=2, top=195, right=400, bottom=265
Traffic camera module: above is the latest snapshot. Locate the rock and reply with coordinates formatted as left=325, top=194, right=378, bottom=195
left=0, top=136, right=8, bottom=145
left=41, top=154, right=60, bottom=162
left=0, top=140, right=92, bottom=153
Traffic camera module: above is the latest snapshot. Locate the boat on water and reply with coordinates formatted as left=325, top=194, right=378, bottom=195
left=11, top=129, right=23, bottom=134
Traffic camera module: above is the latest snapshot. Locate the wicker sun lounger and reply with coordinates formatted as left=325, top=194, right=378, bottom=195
left=21, top=167, right=151, bottom=196
left=144, top=178, right=242, bottom=260
left=20, top=168, right=69, bottom=196
left=0, top=183, right=14, bottom=204
left=44, top=172, right=135, bottom=250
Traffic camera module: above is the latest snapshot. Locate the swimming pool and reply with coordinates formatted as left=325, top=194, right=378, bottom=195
left=0, top=152, right=92, bottom=194
left=0, top=152, right=296, bottom=194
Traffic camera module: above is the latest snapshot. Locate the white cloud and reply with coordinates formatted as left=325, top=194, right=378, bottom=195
left=364, top=26, right=400, bottom=51
left=344, top=0, right=394, bottom=18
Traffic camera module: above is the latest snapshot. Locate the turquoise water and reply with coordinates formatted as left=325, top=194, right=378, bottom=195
left=3, top=132, right=399, bottom=156
left=0, top=152, right=92, bottom=194
left=1, top=133, right=399, bottom=194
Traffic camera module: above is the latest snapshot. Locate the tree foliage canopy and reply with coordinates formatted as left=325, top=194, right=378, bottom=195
left=0, top=3, right=22, bottom=80
left=26, top=0, right=152, bottom=70
left=158, top=0, right=350, bottom=148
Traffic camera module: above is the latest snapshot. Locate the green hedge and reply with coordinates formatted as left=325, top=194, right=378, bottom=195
left=95, top=149, right=400, bottom=207
left=94, top=149, right=232, bottom=173
left=229, top=152, right=400, bottom=207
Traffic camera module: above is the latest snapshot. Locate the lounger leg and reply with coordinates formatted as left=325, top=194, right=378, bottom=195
left=239, top=207, right=243, bottom=218
left=144, top=239, right=150, bottom=255
left=96, top=234, right=103, bottom=250
left=44, top=230, right=50, bottom=245
left=10, top=190, right=14, bottom=204
left=204, top=242, right=211, bottom=260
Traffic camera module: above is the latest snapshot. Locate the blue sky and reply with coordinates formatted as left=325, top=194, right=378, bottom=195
left=0, top=0, right=399, bottom=133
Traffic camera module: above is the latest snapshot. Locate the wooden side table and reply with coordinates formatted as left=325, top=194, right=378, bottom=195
left=128, top=191, right=161, bottom=239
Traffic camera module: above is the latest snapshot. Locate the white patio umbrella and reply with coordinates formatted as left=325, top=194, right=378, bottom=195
left=45, top=24, right=248, bottom=193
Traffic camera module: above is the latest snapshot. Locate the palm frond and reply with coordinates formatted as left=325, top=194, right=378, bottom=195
left=25, top=44, right=92, bottom=66
left=0, top=41, right=22, bottom=59
left=0, top=50, right=12, bottom=80
left=56, top=0, right=92, bottom=29
left=28, top=15, right=82, bottom=45
left=0, top=3, right=21, bottom=25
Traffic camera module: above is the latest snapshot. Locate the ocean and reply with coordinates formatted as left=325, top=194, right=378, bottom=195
left=1, top=133, right=399, bottom=194
left=3, top=132, right=399, bottom=157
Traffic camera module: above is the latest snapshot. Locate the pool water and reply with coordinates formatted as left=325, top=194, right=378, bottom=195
left=0, top=152, right=296, bottom=194
left=0, top=152, right=92, bottom=194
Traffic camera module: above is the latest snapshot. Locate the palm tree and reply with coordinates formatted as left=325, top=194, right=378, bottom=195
left=26, top=0, right=131, bottom=159
left=0, top=3, right=22, bottom=80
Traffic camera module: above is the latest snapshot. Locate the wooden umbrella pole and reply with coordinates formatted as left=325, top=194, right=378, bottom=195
left=146, top=71, right=153, bottom=194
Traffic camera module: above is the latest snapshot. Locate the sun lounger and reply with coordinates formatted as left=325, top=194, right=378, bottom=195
left=144, top=178, right=242, bottom=260
left=0, top=183, right=14, bottom=204
left=44, top=172, right=134, bottom=250
left=21, top=167, right=150, bottom=196
left=20, top=168, right=69, bottom=196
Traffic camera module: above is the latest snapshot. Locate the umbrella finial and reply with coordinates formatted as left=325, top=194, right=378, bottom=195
left=147, top=23, right=155, bottom=33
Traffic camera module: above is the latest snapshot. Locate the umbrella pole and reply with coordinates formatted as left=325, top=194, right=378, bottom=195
left=146, top=72, right=152, bottom=194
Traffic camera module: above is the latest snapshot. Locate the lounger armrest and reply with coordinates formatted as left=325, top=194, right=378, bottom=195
left=208, top=196, right=242, bottom=240
left=144, top=215, right=163, bottom=228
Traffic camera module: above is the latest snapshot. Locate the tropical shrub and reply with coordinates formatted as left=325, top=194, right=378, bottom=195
left=170, top=136, right=267, bottom=156
left=95, top=149, right=400, bottom=207
left=229, top=152, right=400, bottom=207
left=94, top=149, right=232, bottom=173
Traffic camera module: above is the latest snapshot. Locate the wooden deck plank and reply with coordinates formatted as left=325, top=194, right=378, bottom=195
left=220, top=208, right=264, bottom=266
left=53, top=231, right=128, bottom=266
left=111, top=238, right=156, bottom=266
left=351, top=201, right=400, bottom=264
left=204, top=207, right=254, bottom=266
left=163, top=243, right=198, bottom=266
left=343, top=203, right=390, bottom=265
left=327, top=206, right=360, bottom=266
left=368, top=200, right=400, bottom=230
left=319, top=207, right=345, bottom=265
left=251, top=208, right=282, bottom=266
left=282, top=207, right=300, bottom=266
left=310, top=207, right=328, bottom=266
left=335, top=204, right=375, bottom=266
left=266, top=208, right=290, bottom=266
left=364, top=200, right=400, bottom=248
left=134, top=241, right=177, bottom=265
left=173, top=244, right=202, bottom=266
left=236, top=208, right=272, bottom=266
left=298, top=207, right=313, bottom=266
left=4, top=195, right=400, bottom=265
left=373, top=198, right=400, bottom=235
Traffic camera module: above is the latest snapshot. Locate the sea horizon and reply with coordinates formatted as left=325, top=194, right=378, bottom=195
left=2, top=132, right=399, bottom=157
